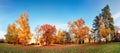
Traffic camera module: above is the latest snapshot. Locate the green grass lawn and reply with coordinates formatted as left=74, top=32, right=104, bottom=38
left=0, top=42, right=120, bottom=53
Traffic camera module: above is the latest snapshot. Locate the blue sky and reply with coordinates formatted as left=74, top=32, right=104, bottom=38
left=0, top=0, right=120, bottom=38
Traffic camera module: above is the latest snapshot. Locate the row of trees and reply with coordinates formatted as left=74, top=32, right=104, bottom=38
left=35, top=18, right=89, bottom=45
left=4, top=5, right=116, bottom=45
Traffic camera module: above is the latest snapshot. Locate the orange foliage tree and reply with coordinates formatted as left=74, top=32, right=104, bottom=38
left=68, top=18, right=90, bottom=44
left=16, top=12, right=32, bottom=45
left=36, top=24, right=56, bottom=45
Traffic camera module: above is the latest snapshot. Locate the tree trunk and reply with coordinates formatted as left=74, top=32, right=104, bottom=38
left=94, top=39, right=95, bottom=43
left=106, top=38, right=107, bottom=43
left=89, top=39, right=90, bottom=43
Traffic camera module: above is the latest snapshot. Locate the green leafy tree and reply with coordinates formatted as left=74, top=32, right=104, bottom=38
left=92, top=16, right=103, bottom=42
left=101, top=5, right=115, bottom=41
left=93, top=16, right=103, bottom=31
left=101, top=5, right=114, bottom=30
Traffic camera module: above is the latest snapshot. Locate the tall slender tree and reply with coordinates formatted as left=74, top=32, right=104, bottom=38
left=101, top=5, right=115, bottom=42
left=93, top=16, right=103, bottom=31
left=101, top=5, right=114, bottom=31
left=16, top=12, right=33, bottom=45
left=92, top=16, right=103, bottom=42
left=92, top=5, right=115, bottom=43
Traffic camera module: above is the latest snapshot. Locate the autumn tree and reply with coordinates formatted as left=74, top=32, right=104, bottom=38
left=101, top=5, right=114, bottom=31
left=55, top=30, right=71, bottom=44
left=56, top=31, right=65, bottom=44
left=16, top=12, right=32, bottom=45
left=36, top=24, right=56, bottom=45
left=93, top=16, right=103, bottom=31
left=92, top=5, right=114, bottom=43
left=99, top=26, right=114, bottom=43
left=64, top=31, right=71, bottom=43
left=93, top=15, right=114, bottom=43
left=5, top=23, right=18, bottom=44
left=51, top=35, right=58, bottom=44
left=68, top=18, right=90, bottom=44
left=92, top=16, right=103, bottom=42
left=101, top=5, right=115, bottom=41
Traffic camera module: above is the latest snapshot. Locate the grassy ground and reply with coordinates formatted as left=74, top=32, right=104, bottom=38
left=0, top=42, right=120, bottom=53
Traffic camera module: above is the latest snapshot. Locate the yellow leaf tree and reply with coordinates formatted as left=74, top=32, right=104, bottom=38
left=56, top=31, right=66, bottom=44
left=5, top=23, right=18, bottom=44
left=99, top=26, right=114, bottom=43
left=16, top=12, right=32, bottom=45
left=56, top=30, right=71, bottom=44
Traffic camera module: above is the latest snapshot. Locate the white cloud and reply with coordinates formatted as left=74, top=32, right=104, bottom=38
left=113, top=12, right=120, bottom=21
left=113, top=12, right=120, bottom=27
left=55, top=24, right=68, bottom=31
left=31, top=31, right=36, bottom=34
left=0, top=31, right=6, bottom=39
